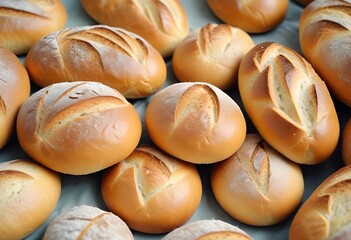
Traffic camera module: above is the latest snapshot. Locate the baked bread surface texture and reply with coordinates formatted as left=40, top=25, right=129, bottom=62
left=238, top=41, right=339, bottom=165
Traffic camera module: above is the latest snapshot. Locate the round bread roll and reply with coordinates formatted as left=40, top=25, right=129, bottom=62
left=80, top=0, right=189, bottom=58
left=238, top=42, right=339, bottom=165
left=289, top=165, right=351, bottom=240
left=145, top=82, right=246, bottom=164
left=211, top=133, right=304, bottom=226
left=342, top=118, right=351, bottom=166
left=207, top=0, right=289, bottom=33
left=0, top=46, right=30, bottom=150
left=43, top=205, right=134, bottom=240
left=299, top=0, right=351, bottom=106
left=162, top=219, right=252, bottom=240
left=0, top=0, right=67, bottom=55
left=16, top=81, right=142, bottom=175
left=0, top=159, right=61, bottom=240
left=25, top=25, right=167, bottom=99
left=101, top=145, right=202, bottom=234
left=172, top=23, right=255, bottom=90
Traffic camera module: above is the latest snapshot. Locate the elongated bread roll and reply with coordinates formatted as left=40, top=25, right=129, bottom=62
left=238, top=42, right=339, bottom=165
left=0, top=46, right=30, bottom=150
left=16, top=81, right=142, bottom=175
left=289, top=165, right=351, bottom=240
left=299, top=0, right=351, bottom=106
left=80, top=0, right=189, bottom=58
left=25, top=25, right=167, bottom=99
left=0, top=159, right=61, bottom=240
left=0, top=0, right=67, bottom=55
left=102, top=145, right=202, bottom=234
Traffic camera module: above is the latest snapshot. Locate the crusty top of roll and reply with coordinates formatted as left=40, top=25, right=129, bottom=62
left=80, top=0, right=189, bottom=57
left=0, top=0, right=67, bottom=55
left=238, top=42, right=339, bottom=165
left=299, top=0, right=351, bottom=106
left=289, top=165, right=351, bottom=240
left=25, top=25, right=167, bottom=99
left=0, top=46, right=30, bottom=150
left=43, top=205, right=134, bottom=240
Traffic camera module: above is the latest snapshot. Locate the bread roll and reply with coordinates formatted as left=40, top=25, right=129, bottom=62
left=0, top=46, right=30, bottom=150
left=16, top=81, right=142, bottom=175
left=101, top=145, right=202, bottom=234
left=0, top=159, right=61, bottom=240
left=80, top=0, right=189, bottom=58
left=211, top=133, right=304, bottom=226
left=207, top=0, right=289, bottom=33
left=145, top=82, right=246, bottom=164
left=162, top=219, right=252, bottom=240
left=43, top=205, right=134, bottom=240
left=172, top=23, right=255, bottom=90
left=289, top=165, right=351, bottom=240
left=299, top=0, right=351, bottom=106
left=294, top=0, right=315, bottom=6
left=238, top=42, right=339, bottom=165
left=342, top=118, right=351, bottom=166
left=25, top=25, right=167, bottom=99
left=0, top=0, right=67, bottom=55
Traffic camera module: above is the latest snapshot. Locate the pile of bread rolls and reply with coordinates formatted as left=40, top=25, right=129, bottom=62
left=0, top=0, right=351, bottom=239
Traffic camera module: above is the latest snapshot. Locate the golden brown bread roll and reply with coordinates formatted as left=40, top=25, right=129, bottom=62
left=43, top=205, right=134, bottom=240
left=16, top=81, right=142, bottom=175
left=101, top=145, right=202, bottom=234
left=80, top=0, right=189, bottom=58
left=299, top=0, right=351, bottom=106
left=0, top=46, right=30, bottom=150
left=342, top=118, right=351, bottom=166
left=172, top=23, right=255, bottom=90
left=25, top=25, right=167, bottom=99
left=207, top=0, right=289, bottom=33
left=0, top=159, right=61, bottom=240
left=162, top=219, right=252, bottom=240
left=0, top=0, right=67, bottom=55
left=289, top=165, right=351, bottom=240
left=238, top=42, right=339, bottom=165
left=211, top=133, right=304, bottom=226
left=145, top=82, right=246, bottom=164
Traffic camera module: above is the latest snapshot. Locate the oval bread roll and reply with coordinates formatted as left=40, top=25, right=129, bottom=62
left=289, top=165, right=351, bottom=240
left=172, top=23, right=255, bottom=90
left=207, top=0, right=289, bottom=33
left=0, top=46, right=30, bottom=150
left=299, top=0, right=351, bottom=106
left=145, top=82, right=246, bottom=164
left=211, top=133, right=304, bottom=226
left=25, top=25, right=167, bottom=99
left=16, top=81, right=142, bottom=175
left=0, top=0, right=67, bottom=55
left=238, top=42, right=339, bottom=165
left=162, top=219, right=252, bottom=240
left=80, top=0, right=189, bottom=58
left=0, top=159, right=61, bottom=240
left=43, top=205, right=134, bottom=240
left=342, top=118, right=351, bottom=166
left=102, top=145, right=202, bottom=234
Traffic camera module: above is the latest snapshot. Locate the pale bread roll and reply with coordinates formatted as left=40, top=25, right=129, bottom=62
left=145, top=82, right=246, bottom=164
left=299, top=0, right=351, bottom=106
left=102, top=145, right=202, bottom=234
left=80, top=0, right=189, bottom=58
left=238, top=42, right=339, bottom=165
left=0, top=46, right=30, bottom=150
left=162, top=219, right=252, bottom=240
left=289, top=165, right=351, bottom=240
left=211, top=133, right=304, bottom=226
left=43, top=205, right=134, bottom=240
left=0, top=0, right=67, bottom=55
left=207, top=0, right=289, bottom=33
left=172, top=23, right=255, bottom=90
left=0, top=159, right=61, bottom=240
left=16, top=81, right=142, bottom=175
left=25, top=25, right=167, bottom=99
